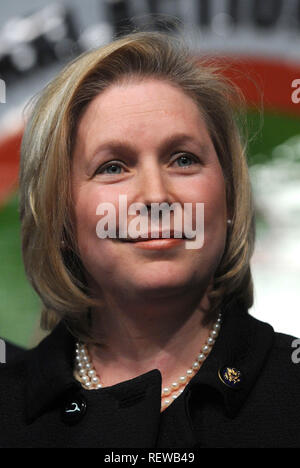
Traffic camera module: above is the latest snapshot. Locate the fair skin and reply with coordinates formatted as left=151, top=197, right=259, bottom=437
left=71, top=78, right=228, bottom=393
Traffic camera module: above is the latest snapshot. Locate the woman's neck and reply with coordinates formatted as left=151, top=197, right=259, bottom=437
left=88, top=288, right=215, bottom=388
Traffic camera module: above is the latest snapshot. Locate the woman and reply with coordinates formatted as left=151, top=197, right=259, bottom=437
left=0, top=31, right=299, bottom=448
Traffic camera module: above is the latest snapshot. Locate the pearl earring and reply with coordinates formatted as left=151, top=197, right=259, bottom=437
left=227, top=219, right=232, bottom=225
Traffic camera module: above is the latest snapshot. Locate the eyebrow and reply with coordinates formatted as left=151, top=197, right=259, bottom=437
left=90, top=133, right=208, bottom=161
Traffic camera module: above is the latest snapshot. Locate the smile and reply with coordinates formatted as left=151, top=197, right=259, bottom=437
left=119, top=237, right=185, bottom=250
left=120, top=231, right=186, bottom=242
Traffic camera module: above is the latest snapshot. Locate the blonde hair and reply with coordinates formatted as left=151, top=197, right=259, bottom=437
left=19, top=31, right=255, bottom=340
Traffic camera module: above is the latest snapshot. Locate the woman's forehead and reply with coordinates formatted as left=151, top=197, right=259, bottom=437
left=74, top=79, right=209, bottom=152
left=82, top=79, right=202, bottom=119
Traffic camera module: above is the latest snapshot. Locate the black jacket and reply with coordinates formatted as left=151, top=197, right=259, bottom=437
left=0, top=339, right=25, bottom=363
left=0, top=305, right=300, bottom=448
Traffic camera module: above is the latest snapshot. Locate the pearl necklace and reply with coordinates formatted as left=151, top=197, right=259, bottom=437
left=74, top=313, right=221, bottom=411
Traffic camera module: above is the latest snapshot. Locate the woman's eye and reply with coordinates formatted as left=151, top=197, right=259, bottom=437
left=174, top=153, right=198, bottom=168
left=96, top=163, right=124, bottom=175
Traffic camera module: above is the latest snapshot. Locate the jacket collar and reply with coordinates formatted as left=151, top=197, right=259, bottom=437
left=25, top=321, right=80, bottom=422
left=188, top=304, right=275, bottom=418
left=25, top=304, right=274, bottom=423
left=25, top=320, right=162, bottom=447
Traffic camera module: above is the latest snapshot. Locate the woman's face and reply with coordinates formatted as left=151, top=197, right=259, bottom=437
left=71, top=79, right=228, bottom=302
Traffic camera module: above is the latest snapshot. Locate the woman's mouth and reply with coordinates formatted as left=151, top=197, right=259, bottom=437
left=126, top=238, right=185, bottom=249
left=118, top=231, right=187, bottom=249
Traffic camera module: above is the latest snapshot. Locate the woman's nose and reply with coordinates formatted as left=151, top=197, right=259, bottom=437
left=137, top=161, right=171, bottom=206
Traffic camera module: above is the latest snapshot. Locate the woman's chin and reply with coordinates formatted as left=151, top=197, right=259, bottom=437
left=122, top=267, right=199, bottom=298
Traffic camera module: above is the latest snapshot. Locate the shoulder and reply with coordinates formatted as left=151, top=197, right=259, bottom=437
left=0, top=338, right=26, bottom=363
left=251, top=328, right=300, bottom=409
left=244, top=312, right=300, bottom=370
left=250, top=315, right=300, bottom=379
left=274, top=331, right=300, bottom=349
left=0, top=351, right=28, bottom=384
left=0, top=321, right=75, bottom=395
left=0, top=351, right=31, bottom=428
left=270, top=330, right=300, bottom=372
left=0, top=346, right=32, bottom=390
left=271, top=330, right=300, bottom=362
